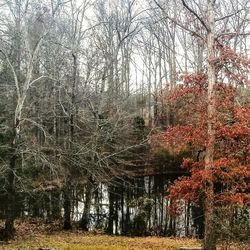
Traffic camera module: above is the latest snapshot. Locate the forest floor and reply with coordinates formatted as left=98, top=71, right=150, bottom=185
left=1, top=232, right=201, bottom=250
left=0, top=219, right=249, bottom=250
left=1, top=232, right=249, bottom=250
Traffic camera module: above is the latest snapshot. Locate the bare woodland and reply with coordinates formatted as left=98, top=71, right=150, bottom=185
left=0, top=1, right=249, bottom=249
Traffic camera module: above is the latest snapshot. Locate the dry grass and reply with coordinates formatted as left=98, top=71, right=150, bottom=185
left=1, top=232, right=201, bottom=250
left=0, top=220, right=248, bottom=250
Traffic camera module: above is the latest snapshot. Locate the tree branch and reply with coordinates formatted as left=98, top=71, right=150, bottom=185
left=215, top=9, right=244, bottom=22
left=0, top=49, right=20, bottom=100
left=217, top=31, right=250, bottom=38
left=29, top=75, right=47, bottom=87
left=153, top=0, right=205, bottom=41
left=181, top=0, right=209, bottom=32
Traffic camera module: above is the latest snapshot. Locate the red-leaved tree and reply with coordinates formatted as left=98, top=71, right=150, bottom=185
left=151, top=46, right=250, bottom=246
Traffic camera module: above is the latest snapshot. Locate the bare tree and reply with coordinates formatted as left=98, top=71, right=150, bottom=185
left=0, top=0, right=64, bottom=238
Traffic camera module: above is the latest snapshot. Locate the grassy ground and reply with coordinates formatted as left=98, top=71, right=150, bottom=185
left=1, top=232, right=202, bottom=250
left=1, top=232, right=249, bottom=250
left=0, top=219, right=248, bottom=250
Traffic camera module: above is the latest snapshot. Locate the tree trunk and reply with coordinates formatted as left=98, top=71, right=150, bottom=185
left=80, top=180, right=93, bottom=231
left=63, top=187, right=72, bottom=230
left=63, top=52, right=78, bottom=230
left=51, top=191, right=61, bottom=220
left=204, top=1, right=216, bottom=249
left=3, top=3, right=22, bottom=238
left=124, top=188, right=131, bottom=235
left=121, top=186, right=124, bottom=234
left=107, top=187, right=114, bottom=234
left=4, top=153, right=16, bottom=239
left=115, top=194, right=119, bottom=235
left=4, top=107, right=22, bottom=239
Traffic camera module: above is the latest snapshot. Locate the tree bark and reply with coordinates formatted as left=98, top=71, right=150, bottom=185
left=204, top=0, right=216, bottom=249
left=63, top=52, right=78, bottom=230
left=51, top=191, right=61, bottom=220
left=107, top=187, right=114, bottom=234
left=63, top=187, right=72, bottom=230
left=4, top=153, right=16, bottom=239
left=4, top=102, right=22, bottom=239
left=80, top=180, right=93, bottom=231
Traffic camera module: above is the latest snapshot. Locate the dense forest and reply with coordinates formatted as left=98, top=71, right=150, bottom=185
left=0, top=0, right=249, bottom=250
